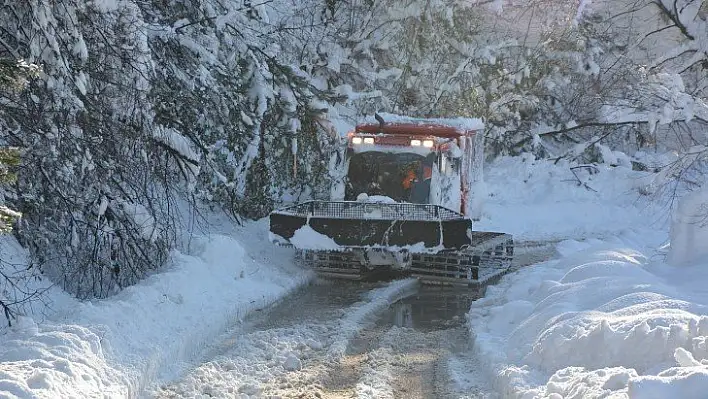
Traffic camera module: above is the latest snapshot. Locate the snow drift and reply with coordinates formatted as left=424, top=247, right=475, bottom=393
left=469, top=231, right=708, bottom=398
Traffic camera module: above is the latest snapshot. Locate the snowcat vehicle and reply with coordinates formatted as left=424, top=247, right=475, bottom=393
left=268, top=113, right=513, bottom=285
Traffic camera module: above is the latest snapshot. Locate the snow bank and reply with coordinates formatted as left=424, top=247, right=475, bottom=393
left=476, top=156, right=664, bottom=242
left=0, top=319, right=127, bottom=398
left=0, top=218, right=310, bottom=398
left=468, top=231, right=708, bottom=398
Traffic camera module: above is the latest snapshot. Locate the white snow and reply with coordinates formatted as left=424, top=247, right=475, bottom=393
left=475, top=155, right=666, bottom=242
left=467, top=230, right=708, bottom=398
left=357, top=194, right=397, bottom=204
left=0, top=206, right=21, bottom=230
left=147, top=278, right=418, bottom=398
left=466, top=128, right=487, bottom=220
left=290, top=225, right=341, bottom=250
left=117, top=200, right=158, bottom=242
left=0, top=213, right=311, bottom=398
left=361, top=112, right=485, bottom=132
left=0, top=320, right=127, bottom=398
left=668, top=187, right=708, bottom=266
left=445, top=152, right=708, bottom=398
left=573, top=0, right=594, bottom=25
left=356, top=327, right=398, bottom=399
left=4, top=148, right=707, bottom=398
left=152, top=126, right=199, bottom=164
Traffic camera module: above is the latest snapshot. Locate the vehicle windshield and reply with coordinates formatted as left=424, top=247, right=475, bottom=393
left=345, top=151, right=434, bottom=203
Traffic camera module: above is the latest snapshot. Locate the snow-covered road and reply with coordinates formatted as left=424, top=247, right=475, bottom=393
left=352, top=287, right=488, bottom=398
left=149, top=278, right=418, bottom=398
left=147, top=244, right=556, bottom=398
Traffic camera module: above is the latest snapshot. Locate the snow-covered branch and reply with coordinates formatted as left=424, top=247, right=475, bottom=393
left=650, top=0, right=708, bottom=72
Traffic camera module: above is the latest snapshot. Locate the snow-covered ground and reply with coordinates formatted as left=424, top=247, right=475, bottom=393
left=153, top=278, right=418, bottom=398
left=466, top=230, right=708, bottom=398
left=462, top=155, right=708, bottom=398
left=0, top=216, right=311, bottom=398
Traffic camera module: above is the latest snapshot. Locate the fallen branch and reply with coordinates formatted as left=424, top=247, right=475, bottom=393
left=569, top=165, right=599, bottom=192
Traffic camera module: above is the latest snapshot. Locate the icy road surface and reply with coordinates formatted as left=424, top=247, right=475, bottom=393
left=150, top=245, right=555, bottom=398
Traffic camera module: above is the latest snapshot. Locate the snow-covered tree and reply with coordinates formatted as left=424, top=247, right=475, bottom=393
left=0, top=147, right=20, bottom=234
left=2, top=0, right=704, bottom=306
left=0, top=0, right=345, bottom=299
left=450, top=0, right=708, bottom=163
left=1, top=62, right=27, bottom=233
left=143, top=0, right=341, bottom=219
left=557, top=0, right=708, bottom=164
left=0, top=1, right=176, bottom=298
left=0, top=57, right=41, bottom=326
left=0, top=59, right=38, bottom=233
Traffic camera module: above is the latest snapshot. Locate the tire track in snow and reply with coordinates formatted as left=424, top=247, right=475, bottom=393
left=326, top=279, right=418, bottom=359
left=148, top=278, right=418, bottom=398
left=355, top=327, right=397, bottom=399
left=349, top=242, right=560, bottom=399
left=354, top=318, right=478, bottom=398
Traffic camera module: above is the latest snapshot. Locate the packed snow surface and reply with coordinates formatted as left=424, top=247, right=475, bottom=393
left=152, top=279, right=418, bottom=398
left=469, top=231, right=708, bottom=398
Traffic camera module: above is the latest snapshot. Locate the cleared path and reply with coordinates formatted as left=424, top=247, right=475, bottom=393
left=150, top=244, right=556, bottom=398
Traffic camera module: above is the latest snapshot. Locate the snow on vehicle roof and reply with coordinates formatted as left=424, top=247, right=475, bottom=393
left=360, top=112, right=485, bottom=131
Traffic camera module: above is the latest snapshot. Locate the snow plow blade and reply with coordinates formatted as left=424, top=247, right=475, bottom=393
left=270, top=201, right=473, bottom=250
left=269, top=201, right=513, bottom=285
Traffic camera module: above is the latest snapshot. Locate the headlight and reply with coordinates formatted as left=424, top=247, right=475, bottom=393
left=423, top=140, right=434, bottom=148
left=411, top=139, right=421, bottom=146
left=352, top=137, right=363, bottom=144
left=364, top=137, right=374, bottom=144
